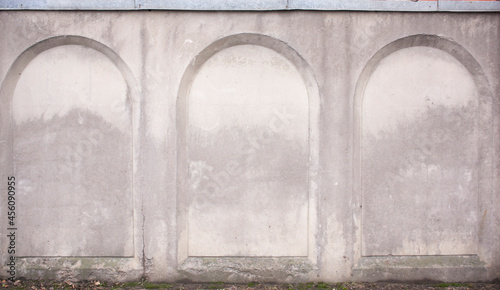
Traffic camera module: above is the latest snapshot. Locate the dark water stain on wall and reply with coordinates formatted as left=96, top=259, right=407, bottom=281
left=14, top=108, right=133, bottom=257
left=362, top=103, right=478, bottom=256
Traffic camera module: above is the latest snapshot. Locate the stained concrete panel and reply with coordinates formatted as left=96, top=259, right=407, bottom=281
left=362, top=46, right=479, bottom=256
left=187, top=44, right=309, bottom=257
left=13, top=45, right=134, bottom=257
left=0, top=11, right=497, bottom=283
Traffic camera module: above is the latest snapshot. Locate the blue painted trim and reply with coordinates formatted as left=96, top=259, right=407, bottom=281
left=0, top=0, right=499, bottom=12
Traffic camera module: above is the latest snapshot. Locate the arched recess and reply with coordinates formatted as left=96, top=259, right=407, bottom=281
left=176, top=33, right=320, bottom=275
left=0, top=36, right=140, bottom=258
left=353, top=34, right=493, bottom=278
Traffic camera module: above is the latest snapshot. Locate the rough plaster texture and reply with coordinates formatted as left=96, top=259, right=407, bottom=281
left=14, top=44, right=134, bottom=257
left=0, top=11, right=498, bottom=283
left=362, top=46, right=479, bottom=256
left=187, top=44, right=309, bottom=257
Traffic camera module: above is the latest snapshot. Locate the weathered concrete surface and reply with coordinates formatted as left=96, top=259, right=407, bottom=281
left=0, top=11, right=499, bottom=283
left=362, top=46, right=479, bottom=256
left=186, top=44, right=309, bottom=257
left=14, top=44, right=134, bottom=257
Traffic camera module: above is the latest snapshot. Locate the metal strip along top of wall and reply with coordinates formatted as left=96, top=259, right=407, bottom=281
left=1, top=0, right=499, bottom=12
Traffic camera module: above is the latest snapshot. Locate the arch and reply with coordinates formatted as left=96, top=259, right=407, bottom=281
left=353, top=35, right=493, bottom=260
left=1, top=35, right=140, bottom=164
left=0, top=35, right=140, bottom=257
left=176, top=33, right=320, bottom=267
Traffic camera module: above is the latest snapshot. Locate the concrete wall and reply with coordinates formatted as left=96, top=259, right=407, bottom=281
left=0, top=10, right=499, bottom=283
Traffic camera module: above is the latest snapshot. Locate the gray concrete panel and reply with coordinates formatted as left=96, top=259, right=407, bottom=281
left=361, top=45, right=479, bottom=256
left=0, top=10, right=498, bottom=283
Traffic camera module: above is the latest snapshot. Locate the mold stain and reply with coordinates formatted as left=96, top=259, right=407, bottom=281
left=360, top=43, right=482, bottom=256
left=186, top=42, right=310, bottom=257
left=362, top=103, right=479, bottom=256
left=14, top=108, right=133, bottom=257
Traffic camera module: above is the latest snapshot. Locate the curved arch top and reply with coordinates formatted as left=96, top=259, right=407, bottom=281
left=176, top=33, right=320, bottom=262
left=0, top=35, right=140, bottom=257
left=354, top=34, right=493, bottom=258
left=177, top=33, right=319, bottom=111
left=0, top=35, right=140, bottom=151
left=354, top=34, right=491, bottom=106
left=0, top=35, right=140, bottom=106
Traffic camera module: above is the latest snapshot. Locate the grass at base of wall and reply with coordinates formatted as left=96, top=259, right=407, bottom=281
left=1, top=279, right=499, bottom=289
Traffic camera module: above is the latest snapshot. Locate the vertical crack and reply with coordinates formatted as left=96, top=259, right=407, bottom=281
left=142, top=208, right=147, bottom=280
left=139, top=17, right=148, bottom=282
